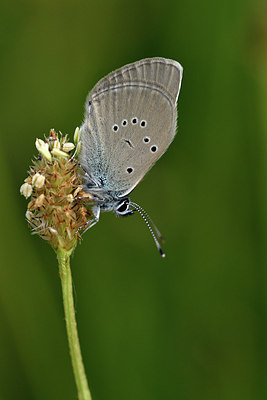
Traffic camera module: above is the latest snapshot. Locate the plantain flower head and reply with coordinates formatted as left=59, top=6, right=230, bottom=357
left=20, top=128, right=93, bottom=252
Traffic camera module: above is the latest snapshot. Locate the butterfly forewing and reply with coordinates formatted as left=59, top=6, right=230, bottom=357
left=80, top=57, right=183, bottom=196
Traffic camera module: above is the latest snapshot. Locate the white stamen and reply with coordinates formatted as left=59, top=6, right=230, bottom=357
left=74, top=127, right=81, bottom=144
left=32, top=173, right=45, bottom=188
left=20, top=182, right=32, bottom=198
left=51, top=148, right=69, bottom=158
left=63, top=142, right=75, bottom=152
left=35, top=138, right=52, bottom=161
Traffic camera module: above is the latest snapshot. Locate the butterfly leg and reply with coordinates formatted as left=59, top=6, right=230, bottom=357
left=79, top=205, right=100, bottom=235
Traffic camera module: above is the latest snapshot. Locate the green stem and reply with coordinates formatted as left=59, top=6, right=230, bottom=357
left=57, top=247, right=92, bottom=400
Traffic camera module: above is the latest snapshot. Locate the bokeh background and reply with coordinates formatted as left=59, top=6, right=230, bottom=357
left=0, top=0, right=266, bottom=399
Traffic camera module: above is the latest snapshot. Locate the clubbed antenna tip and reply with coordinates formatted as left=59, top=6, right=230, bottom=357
left=130, top=201, right=166, bottom=258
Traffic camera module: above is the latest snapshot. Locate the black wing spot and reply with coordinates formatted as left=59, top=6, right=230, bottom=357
left=140, top=120, right=147, bottom=128
left=112, top=124, right=119, bottom=132
left=124, top=139, right=134, bottom=148
left=150, top=145, right=158, bottom=153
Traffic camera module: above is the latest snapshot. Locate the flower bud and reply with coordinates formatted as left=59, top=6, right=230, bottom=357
left=32, top=173, right=45, bottom=188
left=25, top=210, right=33, bottom=221
left=20, top=183, right=32, bottom=198
left=51, top=148, right=69, bottom=158
left=74, top=127, right=81, bottom=144
left=35, top=138, right=52, bottom=161
left=63, top=142, right=75, bottom=152
left=76, top=141, right=82, bottom=155
left=35, top=194, right=45, bottom=208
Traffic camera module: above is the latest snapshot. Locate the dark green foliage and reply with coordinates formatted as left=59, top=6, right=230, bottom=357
left=0, top=0, right=266, bottom=399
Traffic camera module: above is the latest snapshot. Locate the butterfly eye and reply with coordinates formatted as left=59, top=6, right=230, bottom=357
left=122, top=119, right=128, bottom=127
left=116, top=198, right=130, bottom=214
left=112, top=124, right=119, bottom=132
left=140, top=120, right=147, bottom=128
left=117, top=201, right=128, bottom=213
left=126, top=167, right=134, bottom=174
left=150, top=145, right=158, bottom=153
left=131, top=117, right=138, bottom=125
left=143, top=136, right=150, bottom=143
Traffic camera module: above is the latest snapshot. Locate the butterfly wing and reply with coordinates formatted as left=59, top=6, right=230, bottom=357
left=79, top=57, right=183, bottom=197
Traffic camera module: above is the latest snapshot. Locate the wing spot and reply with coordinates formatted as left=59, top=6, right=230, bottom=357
left=143, top=136, right=150, bottom=143
left=112, top=124, right=119, bottom=132
left=126, top=167, right=134, bottom=174
left=140, top=120, right=147, bottom=128
left=124, top=139, right=134, bottom=148
left=131, top=117, right=138, bottom=125
left=122, top=119, right=128, bottom=127
left=150, top=145, right=158, bottom=153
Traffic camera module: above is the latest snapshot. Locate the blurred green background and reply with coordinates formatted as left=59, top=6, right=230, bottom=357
left=0, top=0, right=266, bottom=399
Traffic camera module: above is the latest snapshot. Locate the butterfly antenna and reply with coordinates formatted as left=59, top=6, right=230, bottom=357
left=130, top=202, right=166, bottom=258
left=130, top=202, right=164, bottom=242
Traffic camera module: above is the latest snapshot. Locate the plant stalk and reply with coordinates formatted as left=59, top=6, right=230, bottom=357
left=57, top=247, right=92, bottom=400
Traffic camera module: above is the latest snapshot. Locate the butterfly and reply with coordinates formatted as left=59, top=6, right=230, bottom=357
left=79, top=57, right=183, bottom=257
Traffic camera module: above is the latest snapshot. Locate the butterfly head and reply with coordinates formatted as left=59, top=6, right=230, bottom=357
left=114, top=197, right=134, bottom=217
